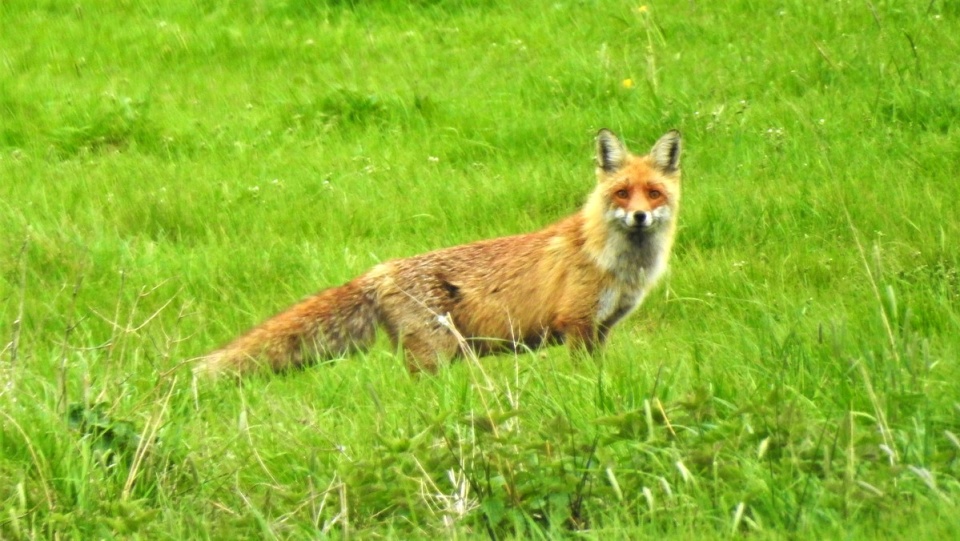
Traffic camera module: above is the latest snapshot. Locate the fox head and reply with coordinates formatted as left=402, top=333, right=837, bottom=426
left=590, top=129, right=682, bottom=237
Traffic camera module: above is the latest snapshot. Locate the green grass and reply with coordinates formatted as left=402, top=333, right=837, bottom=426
left=2, top=0, right=960, bottom=538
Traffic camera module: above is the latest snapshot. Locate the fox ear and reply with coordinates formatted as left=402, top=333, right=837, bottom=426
left=596, top=129, right=627, bottom=173
left=650, top=130, right=681, bottom=174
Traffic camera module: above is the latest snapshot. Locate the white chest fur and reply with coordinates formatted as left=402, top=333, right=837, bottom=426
left=593, top=229, right=670, bottom=326
left=596, top=286, right=644, bottom=324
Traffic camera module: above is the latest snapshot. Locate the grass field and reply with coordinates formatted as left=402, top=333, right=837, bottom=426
left=2, top=0, right=960, bottom=538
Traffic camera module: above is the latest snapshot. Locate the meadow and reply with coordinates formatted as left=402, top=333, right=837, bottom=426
left=2, top=0, right=960, bottom=538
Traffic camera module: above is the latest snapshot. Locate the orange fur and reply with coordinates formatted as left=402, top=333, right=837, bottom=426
left=198, top=129, right=682, bottom=376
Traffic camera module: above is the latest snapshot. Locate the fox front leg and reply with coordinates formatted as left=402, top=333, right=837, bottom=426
left=555, top=317, right=603, bottom=356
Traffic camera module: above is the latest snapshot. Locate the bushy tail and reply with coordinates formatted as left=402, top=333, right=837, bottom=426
left=196, top=276, right=379, bottom=377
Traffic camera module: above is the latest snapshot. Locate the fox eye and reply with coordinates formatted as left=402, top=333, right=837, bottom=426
left=648, top=189, right=662, bottom=199
left=615, top=189, right=629, bottom=199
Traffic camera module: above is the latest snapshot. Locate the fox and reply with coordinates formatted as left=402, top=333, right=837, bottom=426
left=197, top=129, right=682, bottom=376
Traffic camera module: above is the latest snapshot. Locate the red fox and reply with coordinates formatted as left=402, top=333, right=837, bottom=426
left=198, top=129, right=682, bottom=376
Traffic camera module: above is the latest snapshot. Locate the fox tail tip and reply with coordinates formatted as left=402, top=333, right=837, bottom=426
left=192, top=351, right=230, bottom=379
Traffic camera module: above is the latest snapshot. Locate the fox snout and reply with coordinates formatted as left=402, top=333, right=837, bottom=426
left=613, top=205, right=671, bottom=231
left=627, top=210, right=653, bottom=228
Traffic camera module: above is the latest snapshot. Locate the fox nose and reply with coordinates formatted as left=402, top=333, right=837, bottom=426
left=633, top=211, right=650, bottom=227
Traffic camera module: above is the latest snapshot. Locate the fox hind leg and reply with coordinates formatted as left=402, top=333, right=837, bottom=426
left=398, top=329, right=460, bottom=374
left=377, top=307, right=460, bottom=373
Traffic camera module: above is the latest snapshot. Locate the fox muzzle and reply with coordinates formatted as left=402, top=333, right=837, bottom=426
left=610, top=205, right=672, bottom=231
